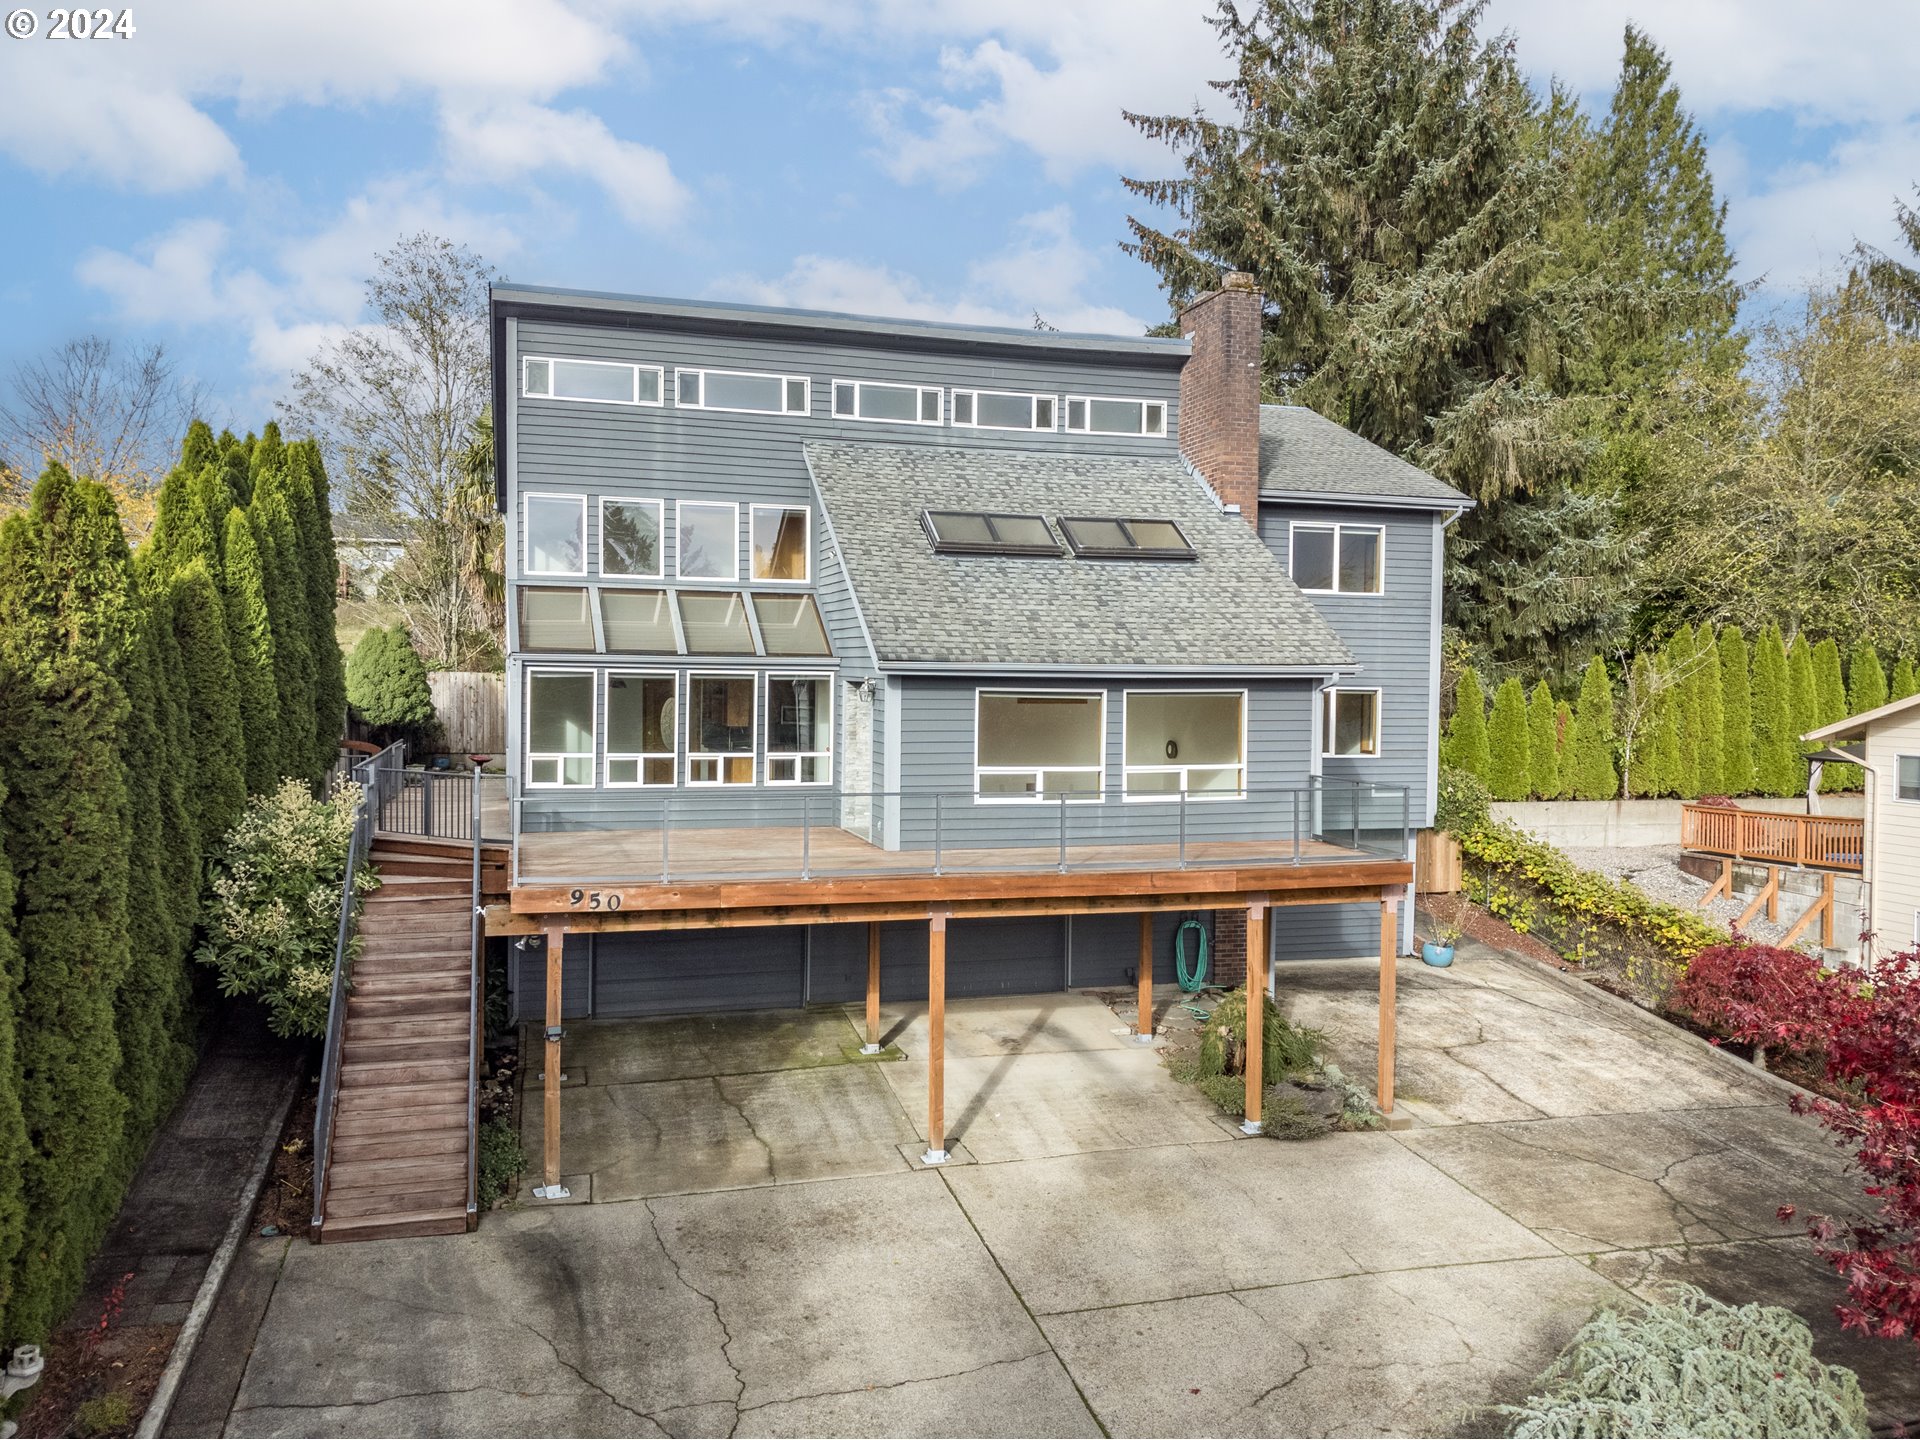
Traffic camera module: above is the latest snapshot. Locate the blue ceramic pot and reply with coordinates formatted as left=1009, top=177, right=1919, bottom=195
left=1421, top=942, right=1455, bottom=968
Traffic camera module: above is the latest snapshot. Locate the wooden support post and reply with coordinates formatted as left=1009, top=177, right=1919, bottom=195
left=1737, top=866, right=1780, bottom=929
left=1820, top=871, right=1835, bottom=949
left=925, top=909, right=948, bottom=1162
left=1378, top=898, right=1397, bottom=1116
left=863, top=921, right=882, bottom=1053
left=1135, top=912, right=1154, bottom=1041
left=538, top=926, right=568, bottom=1197
left=1701, top=858, right=1734, bottom=908
left=1242, top=898, right=1268, bottom=1133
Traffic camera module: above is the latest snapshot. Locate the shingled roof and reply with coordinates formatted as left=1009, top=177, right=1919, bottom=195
left=804, top=441, right=1355, bottom=671
left=1258, top=405, right=1471, bottom=508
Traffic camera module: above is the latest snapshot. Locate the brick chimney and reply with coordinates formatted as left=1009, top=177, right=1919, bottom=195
left=1177, top=271, right=1263, bottom=529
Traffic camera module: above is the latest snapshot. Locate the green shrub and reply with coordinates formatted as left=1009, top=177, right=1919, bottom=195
left=1504, top=1286, right=1867, bottom=1439
left=1487, top=677, right=1531, bottom=801
left=1565, top=655, right=1617, bottom=800
left=1193, top=986, right=1321, bottom=1083
left=346, top=625, right=437, bottom=748
left=1526, top=681, right=1560, bottom=799
left=1442, top=666, right=1490, bottom=778
left=195, top=780, right=374, bottom=1038
left=75, top=1391, right=134, bottom=1437
left=476, top=1113, right=526, bottom=1210
left=1435, top=765, right=1492, bottom=835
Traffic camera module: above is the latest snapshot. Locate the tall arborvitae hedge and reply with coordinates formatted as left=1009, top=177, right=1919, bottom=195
left=168, top=561, right=247, bottom=848
left=1718, top=627, right=1755, bottom=796
left=1810, top=638, right=1849, bottom=792
left=222, top=508, right=281, bottom=794
left=1650, top=655, right=1682, bottom=799
left=1892, top=656, right=1919, bottom=702
left=1553, top=701, right=1575, bottom=795
left=1848, top=643, right=1888, bottom=717
left=1527, top=681, right=1561, bottom=800
left=289, top=441, right=346, bottom=779
left=1664, top=625, right=1700, bottom=797
left=1625, top=653, right=1662, bottom=798
left=1487, top=677, right=1531, bottom=800
left=248, top=474, right=317, bottom=786
left=1443, top=667, right=1491, bottom=779
left=1690, top=626, right=1725, bottom=796
left=0, top=762, right=27, bottom=1344
left=1751, top=624, right=1798, bottom=797
left=1567, top=656, right=1618, bottom=801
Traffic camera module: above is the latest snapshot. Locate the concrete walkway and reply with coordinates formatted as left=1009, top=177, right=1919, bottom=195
left=183, top=946, right=1919, bottom=1437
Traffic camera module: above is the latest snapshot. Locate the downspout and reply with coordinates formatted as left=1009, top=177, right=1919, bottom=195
left=1410, top=505, right=1470, bottom=953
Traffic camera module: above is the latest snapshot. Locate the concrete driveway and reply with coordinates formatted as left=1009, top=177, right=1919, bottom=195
left=178, top=944, right=1920, bottom=1438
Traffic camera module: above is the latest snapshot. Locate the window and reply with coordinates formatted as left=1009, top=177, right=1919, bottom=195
left=605, top=672, right=676, bottom=787
left=675, top=368, right=809, bottom=415
left=1322, top=688, right=1381, bottom=758
left=518, top=588, right=596, bottom=652
left=688, top=673, right=756, bottom=785
left=1899, top=755, right=1920, bottom=802
left=1064, top=395, right=1167, bottom=437
left=601, top=499, right=663, bottom=579
left=600, top=589, right=677, bottom=654
left=923, top=511, right=1063, bottom=557
left=677, top=501, right=739, bottom=581
left=751, top=594, right=832, bottom=656
left=831, top=380, right=942, bottom=426
left=526, top=671, right=595, bottom=787
left=766, top=675, right=832, bottom=784
left=1124, top=692, right=1245, bottom=798
left=1059, top=516, right=1196, bottom=560
left=676, top=592, right=756, bottom=654
left=975, top=691, right=1105, bottom=800
left=1290, top=523, right=1384, bottom=595
left=951, top=390, right=1056, bottom=431
left=522, top=356, right=662, bottom=406
left=750, top=505, right=810, bottom=582
left=523, top=494, right=586, bottom=576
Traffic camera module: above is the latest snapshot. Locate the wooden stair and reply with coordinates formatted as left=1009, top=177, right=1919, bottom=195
left=318, top=837, right=479, bottom=1243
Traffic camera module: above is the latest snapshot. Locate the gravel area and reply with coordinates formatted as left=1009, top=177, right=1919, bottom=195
left=1558, top=844, right=1799, bottom=946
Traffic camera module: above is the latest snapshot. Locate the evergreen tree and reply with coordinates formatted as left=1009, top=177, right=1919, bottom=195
left=1664, top=625, right=1700, bottom=797
left=1123, top=0, right=1637, bottom=673
left=1718, top=626, right=1755, bottom=795
left=1691, top=627, right=1726, bottom=796
left=222, top=507, right=280, bottom=794
left=168, top=560, right=247, bottom=847
left=144, top=456, right=222, bottom=583
left=1810, top=638, right=1849, bottom=792
left=1624, top=652, right=1665, bottom=798
left=1566, top=656, right=1618, bottom=800
left=1891, top=656, right=1919, bottom=702
left=0, top=762, right=28, bottom=1354
left=346, top=626, right=438, bottom=748
left=250, top=472, right=317, bottom=784
left=290, top=441, right=346, bottom=776
left=1553, top=701, right=1576, bottom=796
left=1750, top=624, right=1798, bottom=797
left=179, top=417, right=217, bottom=474
left=1442, top=666, right=1490, bottom=779
left=0, top=467, right=136, bottom=1342
left=1487, top=677, right=1531, bottom=800
left=1526, top=680, right=1560, bottom=799
left=1650, top=654, right=1682, bottom=799
left=1848, top=642, right=1889, bottom=716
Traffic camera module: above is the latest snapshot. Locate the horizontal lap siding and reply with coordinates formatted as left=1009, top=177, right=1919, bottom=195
left=510, top=935, right=592, bottom=1022
left=590, top=928, right=805, bottom=1016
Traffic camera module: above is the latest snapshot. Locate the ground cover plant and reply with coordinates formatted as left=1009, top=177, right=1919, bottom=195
left=1164, top=985, right=1379, bottom=1136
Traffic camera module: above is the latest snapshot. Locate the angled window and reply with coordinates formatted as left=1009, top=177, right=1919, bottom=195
left=600, top=588, right=678, bottom=654
left=923, top=510, right=1063, bottom=557
left=1123, top=691, right=1245, bottom=799
left=600, top=498, right=663, bottom=579
left=1899, top=755, right=1920, bottom=802
left=675, top=368, right=810, bottom=415
left=526, top=670, right=595, bottom=787
left=750, top=505, right=810, bottom=582
left=522, top=356, right=662, bottom=406
left=605, top=671, right=677, bottom=787
left=1059, top=516, right=1196, bottom=560
left=1064, top=395, right=1167, bottom=437
left=975, top=691, right=1105, bottom=801
left=766, top=674, right=832, bottom=785
left=518, top=587, right=596, bottom=652
left=951, top=389, right=1056, bottom=432
left=676, top=501, right=739, bottom=581
left=831, top=380, right=942, bottom=426
left=751, top=594, right=831, bottom=657
left=688, top=673, right=756, bottom=785
left=677, top=591, right=756, bottom=654
left=523, top=493, right=586, bottom=576
left=1290, top=522, right=1384, bottom=595
left=1322, top=688, right=1381, bottom=758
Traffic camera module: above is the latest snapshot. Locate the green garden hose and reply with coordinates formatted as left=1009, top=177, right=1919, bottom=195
left=1174, top=918, right=1210, bottom=993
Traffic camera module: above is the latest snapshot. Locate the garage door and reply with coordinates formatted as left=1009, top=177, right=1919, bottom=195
left=588, top=928, right=805, bottom=1017
left=809, top=917, right=1068, bottom=1003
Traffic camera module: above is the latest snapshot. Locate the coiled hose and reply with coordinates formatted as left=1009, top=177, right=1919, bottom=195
left=1174, top=918, right=1210, bottom=993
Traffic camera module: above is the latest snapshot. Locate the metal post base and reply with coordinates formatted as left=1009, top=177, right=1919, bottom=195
left=532, top=1184, right=572, bottom=1200
left=1239, top=1119, right=1264, bottom=1136
left=1131, top=1031, right=1157, bottom=1045
left=921, top=1148, right=950, bottom=1166
left=859, top=1043, right=882, bottom=1056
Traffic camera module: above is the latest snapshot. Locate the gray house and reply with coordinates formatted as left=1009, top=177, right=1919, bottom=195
left=485, top=273, right=1467, bottom=1181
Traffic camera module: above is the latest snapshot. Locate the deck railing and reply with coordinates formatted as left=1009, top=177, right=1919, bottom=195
left=1680, top=802, right=1864, bottom=872
left=465, top=760, right=483, bottom=1228
left=510, top=779, right=1413, bottom=887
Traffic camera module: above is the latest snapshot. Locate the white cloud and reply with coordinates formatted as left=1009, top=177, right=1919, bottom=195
left=441, top=102, right=690, bottom=230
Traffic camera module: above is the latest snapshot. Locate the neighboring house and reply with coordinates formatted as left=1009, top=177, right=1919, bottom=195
left=484, top=273, right=1468, bottom=1182
left=332, top=511, right=406, bottom=598
left=1805, top=692, right=1920, bottom=961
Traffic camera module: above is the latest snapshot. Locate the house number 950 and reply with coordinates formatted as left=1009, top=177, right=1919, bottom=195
left=568, top=889, right=621, bottom=910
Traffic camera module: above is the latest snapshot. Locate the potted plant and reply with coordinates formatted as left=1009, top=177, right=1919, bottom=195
left=1422, top=923, right=1461, bottom=968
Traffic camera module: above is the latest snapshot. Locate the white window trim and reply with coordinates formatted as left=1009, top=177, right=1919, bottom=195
left=521, top=355, right=664, bottom=407
left=674, top=367, right=811, bottom=416
left=972, top=688, right=1107, bottom=804
left=676, top=500, right=741, bottom=582
left=949, top=388, right=1058, bottom=432
left=1896, top=754, right=1920, bottom=803
left=524, top=667, right=598, bottom=789
left=1063, top=393, right=1169, bottom=438
left=1321, top=686, right=1384, bottom=759
left=1288, top=521, right=1387, bottom=597
left=830, top=378, right=944, bottom=427
left=1120, top=689, right=1248, bottom=802
left=522, top=492, right=588, bottom=578
left=602, top=669, right=677, bottom=789
left=598, top=496, right=665, bottom=582
left=686, top=671, right=758, bottom=787
left=749, top=504, right=812, bottom=585
left=764, top=671, right=834, bottom=787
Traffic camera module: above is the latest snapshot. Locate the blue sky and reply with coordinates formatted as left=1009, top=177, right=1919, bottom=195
left=1, top=1, right=1914, bottom=427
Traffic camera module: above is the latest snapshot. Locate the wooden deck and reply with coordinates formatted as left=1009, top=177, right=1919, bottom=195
left=1680, top=803, right=1863, bottom=872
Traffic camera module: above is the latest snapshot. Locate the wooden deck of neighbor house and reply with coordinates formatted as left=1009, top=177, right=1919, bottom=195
left=1680, top=801, right=1862, bottom=951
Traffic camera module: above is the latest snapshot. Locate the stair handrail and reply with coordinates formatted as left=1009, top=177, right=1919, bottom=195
left=466, top=760, right=483, bottom=1227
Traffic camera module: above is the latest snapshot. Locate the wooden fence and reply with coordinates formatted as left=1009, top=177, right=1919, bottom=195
left=428, top=670, right=506, bottom=756
left=1679, top=803, right=1864, bottom=872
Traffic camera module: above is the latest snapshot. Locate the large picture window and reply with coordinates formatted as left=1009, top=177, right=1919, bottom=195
left=688, top=673, right=756, bottom=785
left=1123, top=692, right=1245, bottom=798
left=1322, top=688, right=1381, bottom=758
left=605, top=671, right=676, bottom=787
left=677, top=501, right=739, bottom=581
left=750, top=505, right=810, bottom=582
left=975, top=691, right=1105, bottom=801
left=524, top=494, right=586, bottom=576
left=601, top=498, right=663, bottom=579
left=1290, top=523, right=1384, bottom=595
left=526, top=671, right=595, bottom=787
left=766, top=674, right=832, bottom=784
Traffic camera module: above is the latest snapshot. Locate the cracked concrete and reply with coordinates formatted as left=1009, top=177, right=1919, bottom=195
left=196, top=952, right=1918, bottom=1437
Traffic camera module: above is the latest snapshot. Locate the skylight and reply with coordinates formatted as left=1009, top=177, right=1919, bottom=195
left=922, top=510, right=1063, bottom=557
left=1058, top=516, right=1196, bottom=560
